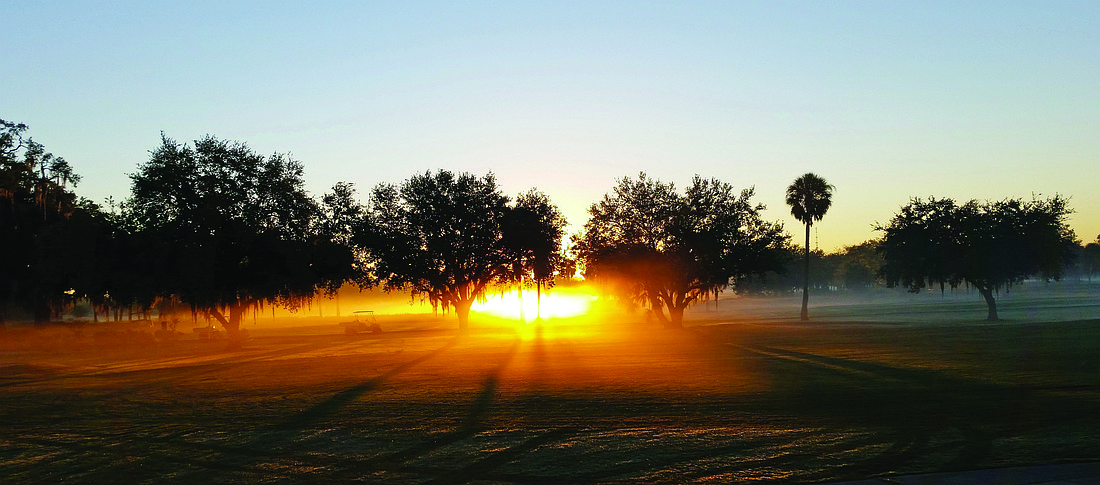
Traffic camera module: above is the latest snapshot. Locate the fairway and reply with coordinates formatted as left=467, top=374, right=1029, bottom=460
left=2, top=289, right=1099, bottom=484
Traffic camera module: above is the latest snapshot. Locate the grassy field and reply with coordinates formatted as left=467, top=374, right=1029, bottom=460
left=2, top=285, right=1099, bottom=483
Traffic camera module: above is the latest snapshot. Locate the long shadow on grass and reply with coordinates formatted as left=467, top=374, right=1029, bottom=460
left=745, top=345, right=1097, bottom=422
left=735, top=344, right=1100, bottom=477
left=290, top=337, right=585, bottom=484
left=0, top=333, right=419, bottom=401
left=191, top=336, right=461, bottom=480
left=350, top=337, right=523, bottom=479
left=0, top=337, right=460, bottom=482
left=276, top=336, right=460, bottom=431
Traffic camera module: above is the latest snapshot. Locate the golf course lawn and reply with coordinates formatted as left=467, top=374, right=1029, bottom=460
left=2, top=287, right=1098, bottom=483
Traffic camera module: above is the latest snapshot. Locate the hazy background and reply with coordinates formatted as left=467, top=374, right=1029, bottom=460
left=4, top=0, right=1097, bottom=251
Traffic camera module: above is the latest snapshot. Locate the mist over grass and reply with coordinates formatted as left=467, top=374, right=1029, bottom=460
left=2, top=281, right=1098, bottom=483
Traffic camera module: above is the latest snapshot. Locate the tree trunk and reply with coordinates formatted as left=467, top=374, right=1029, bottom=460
left=209, top=303, right=246, bottom=349
left=455, top=299, right=473, bottom=334
left=978, top=287, right=999, bottom=321
left=667, top=304, right=685, bottom=329
left=518, top=284, right=526, bottom=324
left=227, top=303, right=245, bottom=347
left=801, top=221, right=810, bottom=321
left=536, top=280, right=542, bottom=321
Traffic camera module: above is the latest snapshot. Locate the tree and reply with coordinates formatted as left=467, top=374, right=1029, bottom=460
left=877, top=196, right=1077, bottom=321
left=314, top=181, right=371, bottom=294
left=35, top=198, right=133, bottom=321
left=574, top=173, right=788, bottom=328
left=356, top=170, right=564, bottom=332
left=0, top=118, right=91, bottom=324
left=125, top=134, right=353, bottom=346
left=500, top=190, right=568, bottom=320
left=1082, top=235, right=1100, bottom=283
left=785, top=172, right=834, bottom=321
left=833, top=241, right=883, bottom=291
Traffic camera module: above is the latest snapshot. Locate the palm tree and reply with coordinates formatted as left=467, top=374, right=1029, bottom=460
left=786, top=173, right=834, bottom=321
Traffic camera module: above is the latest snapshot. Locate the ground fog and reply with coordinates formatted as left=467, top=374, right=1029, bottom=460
left=2, top=283, right=1098, bottom=483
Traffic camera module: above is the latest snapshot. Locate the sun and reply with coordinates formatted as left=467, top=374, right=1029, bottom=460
left=474, top=287, right=596, bottom=321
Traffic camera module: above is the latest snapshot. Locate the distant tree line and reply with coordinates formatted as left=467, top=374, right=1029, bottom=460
left=1, top=117, right=1090, bottom=334
left=736, top=241, right=884, bottom=295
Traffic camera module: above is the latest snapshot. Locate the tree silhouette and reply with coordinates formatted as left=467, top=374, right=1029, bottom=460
left=835, top=241, right=882, bottom=291
left=575, top=173, right=787, bottom=328
left=0, top=118, right=94, bottom=324
left=1082, top=235, right=1100, bottom=283
left=785, top=173, right=834, bottom=321
left=501, top=190, right=567, bottom=320
left=314, top=181, right=371, bottom=295
left=357, top=170, right=564, bottom=332
left=877, top=196, right=1077, bottom=321
left=125, top=134, right=353, bottom=346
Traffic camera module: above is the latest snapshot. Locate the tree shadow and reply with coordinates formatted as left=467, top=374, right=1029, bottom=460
left=199, top=336, right=460, bottom=478
left=276, top=336, right=460, bottom=431
left=363, top=338, right=521, bottom=472
left=253, top=337, right=552, bottom=483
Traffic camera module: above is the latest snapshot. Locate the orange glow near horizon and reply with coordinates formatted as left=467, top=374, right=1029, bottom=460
left=474, top=287, right=597, bottom=322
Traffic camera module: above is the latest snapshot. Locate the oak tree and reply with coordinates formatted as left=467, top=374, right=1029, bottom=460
left=877, top=196, right=1077, bottom=320
left=125, top=134, right=353, bottom=346
left=357, top=170, right=566, bottom=331
left=575, top=173, right=788, bottom=328
left=0, top=118, right=94, bottom=324
left=500, top=189, right=568, bottom=320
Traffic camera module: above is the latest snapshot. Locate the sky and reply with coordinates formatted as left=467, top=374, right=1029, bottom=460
left=5, top=1, right=1098, bottom=251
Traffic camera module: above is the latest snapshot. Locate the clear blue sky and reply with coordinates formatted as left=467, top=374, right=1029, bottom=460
left=5, top=1, right=1098, bottom=250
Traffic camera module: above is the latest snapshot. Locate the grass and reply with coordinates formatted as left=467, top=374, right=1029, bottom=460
left=1, top=285, right=1098, bottom=483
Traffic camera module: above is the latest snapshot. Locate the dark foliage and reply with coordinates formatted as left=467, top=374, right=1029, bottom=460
left=0, top=118, right=101, bottom=324
left=574, top=173, right=788, bottom=327
left=500, top=189, right=568, bottom=319
left=355, top=170, right=566, bottom=331
left=1079, top=235, right=1100, bottom=282
left=124, top=134, right=355, bottom=345
left=877, top=196, right=1077, bottom=320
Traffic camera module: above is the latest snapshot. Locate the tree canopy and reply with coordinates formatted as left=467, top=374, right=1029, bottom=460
left=356, top=170, right=566, bottom=331
left=0, top=118, right=102, bottom=324
left=877, top=196, right=1077, bottom=320
left=1080, top=234, right=1100, bottom=282
left=500, top=189, right=568, bottom=320
left=124, top=134, right=355, bottom=345
left=574, top=173, right=788, bottom=328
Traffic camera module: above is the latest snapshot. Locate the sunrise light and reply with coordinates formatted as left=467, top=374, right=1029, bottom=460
left=6, top=3, right=1098, bottom=483
left=474, top=287, right=596, bottom=321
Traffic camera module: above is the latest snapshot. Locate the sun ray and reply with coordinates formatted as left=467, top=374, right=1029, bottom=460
left=474, top=287, right=596, bottom=322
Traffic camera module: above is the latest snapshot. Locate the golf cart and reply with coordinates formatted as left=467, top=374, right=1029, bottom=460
left=342, top=310, right=381, bottom=335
